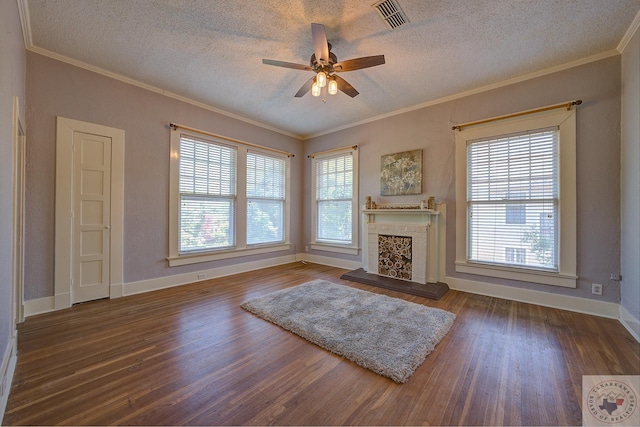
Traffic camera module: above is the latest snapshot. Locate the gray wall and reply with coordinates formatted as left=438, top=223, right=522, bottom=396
left=25, top=52, right=303, bottom=299
left=621, top=28, right=640, bottom=328
left=305, top=56, right=623, bottom=303
left=0, top=0, right=26, bottom=367
left=21, top=39, right=629, bottom=308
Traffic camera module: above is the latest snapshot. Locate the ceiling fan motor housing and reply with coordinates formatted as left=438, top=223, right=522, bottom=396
left=310, top=49, right=338, bottom=72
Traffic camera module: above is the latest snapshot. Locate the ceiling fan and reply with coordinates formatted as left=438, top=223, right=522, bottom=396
left=262, top=23, right=385, bottom=98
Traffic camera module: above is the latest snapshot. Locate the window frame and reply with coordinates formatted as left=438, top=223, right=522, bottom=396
left=454, top=108, right=577, bottom=287
left=310, top=147, right=359, bottom=255
left=168, top=129, right=291, bottom=266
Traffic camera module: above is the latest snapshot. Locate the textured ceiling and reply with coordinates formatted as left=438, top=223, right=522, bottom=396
left=23, top=0, right=640, bottom=138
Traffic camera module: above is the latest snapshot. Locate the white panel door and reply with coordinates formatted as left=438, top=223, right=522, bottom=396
left=72, top=132, right=112, bottom=303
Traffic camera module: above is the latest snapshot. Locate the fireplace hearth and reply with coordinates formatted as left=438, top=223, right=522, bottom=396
left=340, top=268, right=449, bottom=300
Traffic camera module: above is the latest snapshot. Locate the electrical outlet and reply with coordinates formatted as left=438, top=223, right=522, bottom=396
left=305, top=246, right=309, bottom=252
left=592, top=283, right=603, bottom=296
left=197, top=273, right=206, bottom=280
left=610, top=273, right=622, bottom=281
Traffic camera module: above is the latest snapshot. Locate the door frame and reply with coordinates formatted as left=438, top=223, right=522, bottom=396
left=11, top=97, right=25, bottom=333
left=54, top=117, right=125, bottom=309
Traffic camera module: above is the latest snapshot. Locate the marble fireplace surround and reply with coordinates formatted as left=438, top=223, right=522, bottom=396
left=362, top=205, right=445, bottom=285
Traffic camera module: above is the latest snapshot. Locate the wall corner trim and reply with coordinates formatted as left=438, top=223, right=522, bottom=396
left=620, top=304, right=640, bottom=343
left=0, top=336, right=18, bottom=425
left=23, top=296, right=55, bottom=317
left=617, top=9, right=640, bottom=53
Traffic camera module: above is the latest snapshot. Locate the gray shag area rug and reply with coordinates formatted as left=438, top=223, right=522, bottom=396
left=241, top=279, right=456, bottom=383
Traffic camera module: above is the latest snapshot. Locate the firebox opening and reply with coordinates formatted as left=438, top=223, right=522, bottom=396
left=378, top=235, right=412, bottom=280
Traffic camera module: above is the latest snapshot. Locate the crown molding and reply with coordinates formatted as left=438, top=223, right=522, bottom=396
left=17, top=0, right=300, bottom=139
left=24, top=46, right=302, bottom=140
left=303, top=49, right=619, bottom=140
left=16, top=0, right=32, bottom=48
left=16, top=0, right=301, bottom=140
left=17, top=0, right=637, bottom=142
left=617, top=9, right=640, bottom=53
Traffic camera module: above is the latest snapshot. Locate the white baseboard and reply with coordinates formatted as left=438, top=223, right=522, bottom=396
left=24, top=256, right=299, bottom=317
left=620, top=304, right=640, bottom=342
left=446, top=276, right=620, bottom=319
left=123, top=254, right=297, bottom=296
left=0, top=336, right=17, bottom=425
left=26, top=289, right=122, bottom=316
left=24, top=296, right=55, bottom=317
left=296, top=253, right=362, bottom=271
left=21, top=257, right=633, bottom=345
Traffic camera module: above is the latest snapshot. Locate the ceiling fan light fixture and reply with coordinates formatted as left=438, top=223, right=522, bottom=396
left=311, top=81, right=321, bottom=97
left=328, top=78, right=338, bottom=95
left=317, top=71, right=327, bottom=88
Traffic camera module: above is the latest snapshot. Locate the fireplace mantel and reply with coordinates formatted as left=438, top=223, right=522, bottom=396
left=361, top=206, right=445, bottom=284
left=362, top=208, right=439, bottom=223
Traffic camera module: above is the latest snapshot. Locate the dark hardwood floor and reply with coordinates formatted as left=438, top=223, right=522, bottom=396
left=4, top=262, right=639, bottom=425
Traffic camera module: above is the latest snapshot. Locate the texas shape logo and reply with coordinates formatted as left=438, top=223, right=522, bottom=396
left=586, top=379, right=637, bottom=425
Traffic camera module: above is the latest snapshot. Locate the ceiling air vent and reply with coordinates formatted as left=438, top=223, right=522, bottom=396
left=372, top=0, right=409, bottom=29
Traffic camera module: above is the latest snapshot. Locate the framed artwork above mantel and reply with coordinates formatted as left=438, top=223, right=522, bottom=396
left=380, top=149, right=422, bottom=196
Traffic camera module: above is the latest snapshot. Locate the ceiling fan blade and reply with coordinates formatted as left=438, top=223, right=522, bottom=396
left=294, top=77, right=315, bottom=97
left=333, top=75, right=359, bottom=97
left=311, top=23, right=330, bottom=66
left=262, top=59, right=313, bottom=71
left=333, top=55, right=386, bottom=72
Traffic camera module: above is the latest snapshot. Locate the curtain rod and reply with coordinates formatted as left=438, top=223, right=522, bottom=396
left=169, top=122, right=294, bottom=157
left=451, top=100, right=582, bottom=131
left=307, top=144, right=358, bottom=159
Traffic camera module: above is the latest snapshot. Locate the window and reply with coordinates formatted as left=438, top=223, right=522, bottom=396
left=467, top=128, right=558, bottom=270
left=179, top=136, right=236, bottom=253
left=455, top=108, right=577, bottom=287
left=169, top=129, right=290, bottom=266
left=246, top=152, right=285, bottom=245
left=310, top=148, right=359, bottom=255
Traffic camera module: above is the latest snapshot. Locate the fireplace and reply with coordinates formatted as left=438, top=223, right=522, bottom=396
left=362, top=205, right=444, bottom=284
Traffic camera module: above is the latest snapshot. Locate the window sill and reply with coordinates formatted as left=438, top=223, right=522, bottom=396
left=310, top=243, right=359, bottom=256
left=168, top=243, right=292, bottom=267
left=455, top=261, right=577, bottom=288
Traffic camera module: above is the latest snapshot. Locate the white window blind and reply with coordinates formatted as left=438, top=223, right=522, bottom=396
left=316, top=153, right=354, bottom=243
left=246, top=151, right=285, bottom=245
left=467, top=127, right=559, bottom=271
left=179, top=136, right=236, bottom=253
